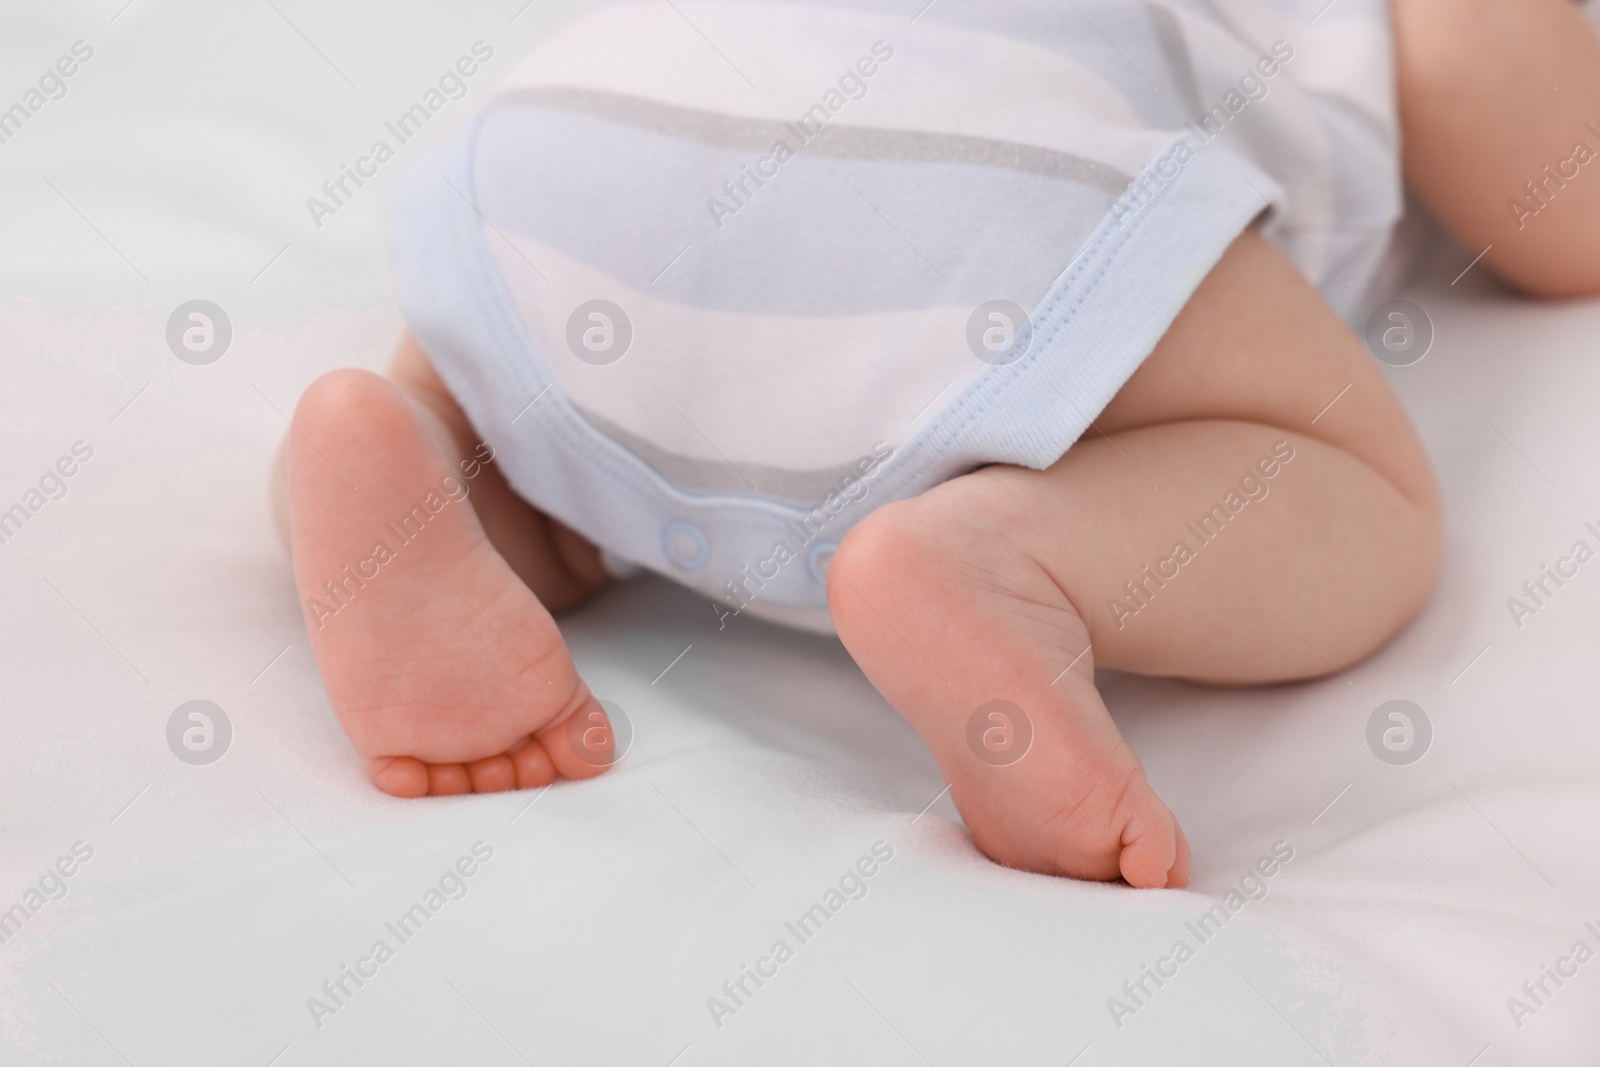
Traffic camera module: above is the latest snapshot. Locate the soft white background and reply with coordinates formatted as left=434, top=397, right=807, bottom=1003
left=3, top=2, right=1599, bottom=1064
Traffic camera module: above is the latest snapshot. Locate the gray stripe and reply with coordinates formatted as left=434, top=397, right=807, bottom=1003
left=1141, top=2, right=1203, bottom=121
left=493, top=86, right=1131, bottom=195
left=475, top=103, right=1113, bottom=315
left=576, top=404, right=869, bottom=500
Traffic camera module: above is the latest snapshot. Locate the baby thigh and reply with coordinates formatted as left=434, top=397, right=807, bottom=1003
left=973, top=231, right=1442, bottom=684
left=1392, top=0, right=1600, bottom=296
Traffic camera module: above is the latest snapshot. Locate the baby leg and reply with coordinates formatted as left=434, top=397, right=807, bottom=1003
left=1393, top=0, right=1600, bottom=295
left=273, top=335, right=613, bottom=796
left=828, top=232, right=1442, bottom=885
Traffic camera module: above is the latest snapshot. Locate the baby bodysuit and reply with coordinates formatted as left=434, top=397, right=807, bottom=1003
left=391, top=0, right=1401, bottom=631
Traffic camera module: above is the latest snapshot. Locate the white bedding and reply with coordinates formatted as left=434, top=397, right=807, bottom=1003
left=4, top=2, right=1600, bottom=1064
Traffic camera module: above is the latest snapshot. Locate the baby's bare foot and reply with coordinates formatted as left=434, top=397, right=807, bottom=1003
left=286, top=369, right=611, bottom=797
left=829, top=478, right=1188, bottom=887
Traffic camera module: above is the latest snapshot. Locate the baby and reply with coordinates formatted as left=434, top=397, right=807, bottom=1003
left=273, top=0, right=1600, bottom=886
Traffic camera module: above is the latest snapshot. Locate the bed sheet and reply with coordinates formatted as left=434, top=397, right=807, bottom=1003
left=3, top=2, right=1600, bottom=1063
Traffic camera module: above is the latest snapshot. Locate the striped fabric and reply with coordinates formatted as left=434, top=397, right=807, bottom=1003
left=393, top=0, right=1400, bottom=630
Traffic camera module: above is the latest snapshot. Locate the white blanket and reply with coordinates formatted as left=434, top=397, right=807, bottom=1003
left=3, top=3, right=1599, bottom=1063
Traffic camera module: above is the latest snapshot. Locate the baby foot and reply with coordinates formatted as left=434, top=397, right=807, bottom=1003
left=285, top=369, right=612, bottom=797
left=828, top=479, right=1189, bottom=887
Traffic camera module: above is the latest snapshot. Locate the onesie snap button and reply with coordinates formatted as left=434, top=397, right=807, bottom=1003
left=662, top=519, right=710, bottom=571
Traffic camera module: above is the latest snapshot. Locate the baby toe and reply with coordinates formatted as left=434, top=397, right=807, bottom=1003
left=538, top=697, right=616, bottom=780
left=510, top=738, right=557, bottom=789
left=367, top=756, right=429, bottom=798
left=1166, top=824, right=1192, bottom=889
left=1115, top=782, right=1184, bottom=889
left=466, top=754, right=516, bottom=793
left=427, top=762, right=473, bottom=796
